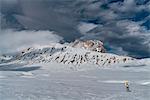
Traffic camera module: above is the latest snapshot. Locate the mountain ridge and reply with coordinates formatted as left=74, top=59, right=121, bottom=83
left=0, top=40, right=138, bottom=67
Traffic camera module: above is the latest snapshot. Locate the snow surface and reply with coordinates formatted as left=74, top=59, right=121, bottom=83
left=0, top=43, right=150, bottom=100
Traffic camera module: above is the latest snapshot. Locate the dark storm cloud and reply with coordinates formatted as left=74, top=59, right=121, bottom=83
left=1, top=0, right=150, bottom=58
left=78, top=0, right=150, bottom=58
left=1, top=0, right=82, bottom=41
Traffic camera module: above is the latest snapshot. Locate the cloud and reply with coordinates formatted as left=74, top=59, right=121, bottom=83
left=78, top=22, right=97, bottom=34
left=1, top=0, right=81, bottom=41
left=77, top=0, right=150, bottom=58
left=1, top=0, right=150, bottom=58
left=81, top=20, right=150, bottom=58
left=0, top=30, right=63, bottom=54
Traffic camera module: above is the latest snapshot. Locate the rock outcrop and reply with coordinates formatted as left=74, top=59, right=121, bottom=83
left=71, top=40, right=106, bottom=53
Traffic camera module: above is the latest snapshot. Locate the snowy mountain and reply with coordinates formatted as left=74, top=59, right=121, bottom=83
left=1, top=40, right=147, bottom=67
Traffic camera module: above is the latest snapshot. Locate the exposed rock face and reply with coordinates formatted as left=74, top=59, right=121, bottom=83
left=71, top=40, right=106, bottom=53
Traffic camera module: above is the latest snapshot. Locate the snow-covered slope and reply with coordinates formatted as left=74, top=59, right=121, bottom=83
left=0, top=42, right=141, bottom=67
left=0, top=41, right=150, bottom=100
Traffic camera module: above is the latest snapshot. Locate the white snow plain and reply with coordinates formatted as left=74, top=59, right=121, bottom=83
left=0, top=59, right=150, bottom=100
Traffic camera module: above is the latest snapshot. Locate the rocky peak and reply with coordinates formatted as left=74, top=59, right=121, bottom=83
left=71, top=40, right=106, bottom=53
